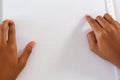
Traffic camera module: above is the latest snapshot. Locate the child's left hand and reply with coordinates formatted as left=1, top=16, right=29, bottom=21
left=0, top=20, right=35, bottom=80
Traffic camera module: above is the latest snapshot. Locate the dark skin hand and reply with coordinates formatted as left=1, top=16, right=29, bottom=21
left=0, top=20, right=35, bottom=80
left=86, top=13, right=120, bottom=68
left=0, top=13, right=120, bottom=80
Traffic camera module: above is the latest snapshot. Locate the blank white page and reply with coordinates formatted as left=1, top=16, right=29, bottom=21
left=0, top=0, right=2, bottom=21
left=2, top=0, right=117, bottom=80
left=115, top=0, right=120, bottom=21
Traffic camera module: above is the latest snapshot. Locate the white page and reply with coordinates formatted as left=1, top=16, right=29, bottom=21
left=114, top=0, right=120, bottom=79
left=0, top=0, right=2, bottom=21
left=115, top=0, right=120, bottom=21
left=2, top=0, right=117, bottom=80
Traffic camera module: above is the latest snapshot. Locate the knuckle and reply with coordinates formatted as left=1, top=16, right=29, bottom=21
left=98, top=31, right=107, bottom=39
left=19, top=60, right=26, bottom=68
left=108, top=26, right=116, bottom=33
left=9, top=44, right=16, bottom=49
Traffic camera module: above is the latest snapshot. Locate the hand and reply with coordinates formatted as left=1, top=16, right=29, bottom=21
left=86, top=13, right=120, bottom=68
left=0, top=20, right=35, bottom=80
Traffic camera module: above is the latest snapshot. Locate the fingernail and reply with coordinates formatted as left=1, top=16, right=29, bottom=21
left=85, top=15, right=92, bottom=20
left=85, top=15, right=90, bottom=18
left=105, top=13, right=109, bottom=15
left=9, top=20, right=13, bottom=24
left=31, top=41, right=36, bottom=47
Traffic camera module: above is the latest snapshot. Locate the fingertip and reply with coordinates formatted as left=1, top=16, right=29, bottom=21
left=104, top=13, right=112, bottom=18
left=23, top=41, right=36, bottom=54
left=3, top=19, right=10, bottom=22
left=19, top=41, right=36, bottom=62
left=9, top=20, right=14, bottom=24
left=2, top=19, right=10, bottom=24
left=29, top=41, right=36, bottom=48
left=104, top=13, right=110, bottom=16
left=85, top=15, right=91, bottom=20
left=9, top=20, right=15, bottom=26
left=96, top=15, right=102, bottom=20
left=85, top=15, right=95, bottom=22
left=2, top=19, right=14, bottom=25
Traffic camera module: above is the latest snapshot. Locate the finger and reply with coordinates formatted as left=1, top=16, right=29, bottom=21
left=115, top=21, right=120, bottom=26
left=86, top=15, right=103, bottom=34
left=87, top=31, right=98, bottom=53
left=103, top=13, right=117, bottom=27
left=0, top=20, right=10, bottom=45
left=18, top=41, right=35, bottom=70
left=113, top=21, right=120, bottom=29
left=8, top=20, right=16, bottom=45
left=96, top=16, right=114, bottom=32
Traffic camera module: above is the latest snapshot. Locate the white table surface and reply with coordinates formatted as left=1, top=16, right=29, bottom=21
left=0, top=0, right=120, bottom=80
left=0, top=0, right=2, bottom=21
left=115, top=0, right=120, bottom=21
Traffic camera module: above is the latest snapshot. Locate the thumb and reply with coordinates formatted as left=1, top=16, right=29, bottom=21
left=15, top=41, right=36, bottom=78
left=87, top=31, right=98, bottom=53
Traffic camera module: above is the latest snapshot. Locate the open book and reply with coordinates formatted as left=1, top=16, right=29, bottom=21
left=0, top=0, right=118, bottom=80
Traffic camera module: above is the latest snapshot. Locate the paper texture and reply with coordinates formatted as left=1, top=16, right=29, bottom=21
left=0, top=0, right=2, bottom=21
left=2, top=0, right=117, bottom=80
left=114, top=0, right=120, bottom=21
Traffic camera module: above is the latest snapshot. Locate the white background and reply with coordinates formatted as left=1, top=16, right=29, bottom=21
left=0, top=0, right=120, bottom=80
left=115, top=0, right=120, bottom=21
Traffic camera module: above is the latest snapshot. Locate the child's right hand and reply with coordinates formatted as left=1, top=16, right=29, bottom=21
left=86, top=13, right=120, bottom=68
